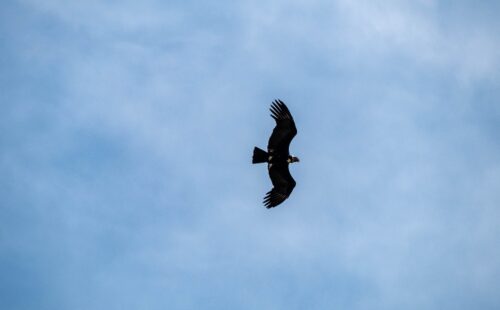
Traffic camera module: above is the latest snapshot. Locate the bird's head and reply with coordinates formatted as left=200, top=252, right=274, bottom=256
left=288, top=156, right=300, bottom=163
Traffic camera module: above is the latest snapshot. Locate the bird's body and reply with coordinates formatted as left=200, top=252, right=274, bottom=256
left=252, top=99, right=299, bottom=208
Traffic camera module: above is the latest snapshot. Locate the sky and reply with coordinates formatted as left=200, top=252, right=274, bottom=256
left=1, top=0, right=500, bottom=309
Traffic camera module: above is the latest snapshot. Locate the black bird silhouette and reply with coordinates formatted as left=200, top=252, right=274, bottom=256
left=252, top=99, right=299, bottom=208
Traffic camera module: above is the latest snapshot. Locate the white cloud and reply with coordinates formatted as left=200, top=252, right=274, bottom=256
left=2, top=1, right=500, bottom=309
left=333, top=0, right=500, bottom=83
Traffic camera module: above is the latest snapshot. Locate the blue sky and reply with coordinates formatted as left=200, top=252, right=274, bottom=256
left=1, top=0, right=499, bottom=309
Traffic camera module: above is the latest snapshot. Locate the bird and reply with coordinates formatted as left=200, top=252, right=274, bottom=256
left=252, top=99, right=299, bottom=208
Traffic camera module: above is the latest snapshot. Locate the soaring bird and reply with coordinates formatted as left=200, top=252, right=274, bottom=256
left=252, top=99, right=299, bottom=208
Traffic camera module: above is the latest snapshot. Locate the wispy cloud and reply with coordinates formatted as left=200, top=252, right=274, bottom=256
left=1, top=0, right=499, bottom=309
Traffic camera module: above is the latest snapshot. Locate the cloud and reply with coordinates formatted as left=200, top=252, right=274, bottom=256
left=1, top=1, right=500, bottom=309
left=333, top=0, right=500, bottom=83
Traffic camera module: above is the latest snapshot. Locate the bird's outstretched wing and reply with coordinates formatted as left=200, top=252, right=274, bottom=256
left=267, top=99, right=297, bottom=155
left=263, top=164, right=296, bottom=208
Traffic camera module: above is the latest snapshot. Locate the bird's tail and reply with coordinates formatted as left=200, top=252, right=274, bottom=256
left=252, top=147, right=268, bottom=164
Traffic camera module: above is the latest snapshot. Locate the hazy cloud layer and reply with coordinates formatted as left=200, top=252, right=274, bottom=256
left=1, top=1, right=499, bottom=309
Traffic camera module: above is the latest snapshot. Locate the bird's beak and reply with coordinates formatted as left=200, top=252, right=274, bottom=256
left=295, top=157, right=300, bottom=162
